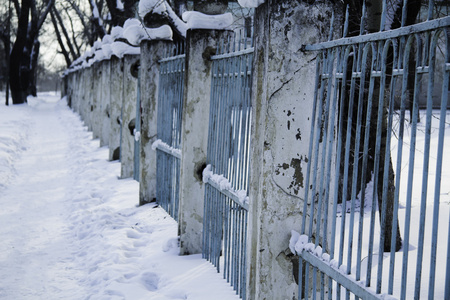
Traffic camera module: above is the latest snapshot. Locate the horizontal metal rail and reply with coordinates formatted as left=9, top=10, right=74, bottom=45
left=211, top=47, right=254, bottom=60
left=304, top=16, right=450, bottom=51
left=154, top=142, right=182, bottom=160
left=206, top=178, right=249, bottom=211
left=300, top=251, right=382, bottom=300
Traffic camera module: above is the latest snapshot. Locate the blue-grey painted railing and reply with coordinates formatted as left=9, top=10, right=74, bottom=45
left=155, top=43, right=185, bottom=221
left=202, top=29, right=253, bottom=300
left=297, top=1, right=449, bottom=299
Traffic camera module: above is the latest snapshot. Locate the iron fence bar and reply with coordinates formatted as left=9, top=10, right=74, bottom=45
left=323, top=47, right=344, bottom=300
left=399, top=35, right=422, bottom=300
left=428, top=38, right=449, bottom=295
left=300, top=53, right=322, bottom=237
left=414, top=28, right=439, bottom=299
left=347, top=41, right=366, bottom=285
left=375, top=39, right=397, bottom=294
left=338, top=44, right=360, bottom=300
left=354, top=43, right=374, bottom=285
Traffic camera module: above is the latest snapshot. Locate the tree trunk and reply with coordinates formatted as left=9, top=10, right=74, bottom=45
left=28, top=39, right=39, bottom=97
left=340, top=0, right=404, bottom=252
left=10, top=0, right=31, bottom=104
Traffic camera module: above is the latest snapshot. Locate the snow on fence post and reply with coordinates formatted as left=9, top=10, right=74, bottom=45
left=178, top=28, right=233, bottom=255
left=139, top=39, right=173, bottom=205
left=120, top=53, right=140, bottom=178
left=246, top=1, right=341, bottom=299
left=109, top=56, right=124, bottom=161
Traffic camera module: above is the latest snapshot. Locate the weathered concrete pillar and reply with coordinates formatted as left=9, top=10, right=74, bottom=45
left=139, top=39, right=172, bottom=205
left=83, top=66, right=95, bottom=131
left=70, top=70, right=81, bottom=113
left=100, top=60, right=111, bottom=147
left=120, top=54, right=140, bottom=178
left=81, top=68, right=91, bottom=125
left=246, top=1, right=342, bottom=299
left=92, top=62, right=102, bottom=139
left=109, top=57, right=124, bottom=161
left=178, top=29, right=231, bottom=255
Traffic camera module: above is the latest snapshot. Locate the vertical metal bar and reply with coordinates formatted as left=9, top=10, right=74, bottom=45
left=388, top=37, right=410, bottom=295
left=380, top=0, right=387, bottom=31
left=301, top=53, right=322, bottom=236
left=347, top=42, right=365, bottom=283
left=366, top=41, right=385, bottom=289
left=414, top=30, right=437, bottom=300
left=426, top=32, right=444, bottom=300
left=428, top=0, right=435, bottom=21
left=355, top=43, right=373, bottom=284
left=376, top=40, right=397, bottom=294
left=400, top=35, right=422, bottom=300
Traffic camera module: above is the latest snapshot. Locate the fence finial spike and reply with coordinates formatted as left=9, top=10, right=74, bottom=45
left=343, top=5, right=349, bottom=37
left=360, top=0, right=366, bottom=35
left=328, top=10, right=335, bottom=41
left=401, top=0, right=408, bottom=27
left=428, top=0, right=435, bottom=21
left=380, top=0, right=387, bottom=31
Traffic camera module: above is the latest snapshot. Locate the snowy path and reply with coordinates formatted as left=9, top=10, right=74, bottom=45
left=0, top=94, right=239, bottom=300
left=0, top=97, right=87, bottom=298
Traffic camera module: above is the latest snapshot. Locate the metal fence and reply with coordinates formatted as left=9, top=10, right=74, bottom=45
left=296, top=2, right=450, bottom=299
left=202, top=30, right=253, bottom=299
left=155, top=43, right=185, bottom=221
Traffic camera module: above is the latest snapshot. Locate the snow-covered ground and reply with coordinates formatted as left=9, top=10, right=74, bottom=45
left=0, top=92, right=240, bottom=300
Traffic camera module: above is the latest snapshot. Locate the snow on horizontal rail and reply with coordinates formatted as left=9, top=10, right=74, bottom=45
left=289, top=231, right=395, bottom=300
left=151, top=139, right=181, bottom=159
left=202, top=164, right=249, bottom=210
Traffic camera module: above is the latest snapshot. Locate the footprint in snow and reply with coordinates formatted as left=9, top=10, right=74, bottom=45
left=141, top=272, right=159, bottom=292
left=126, top=230, right=141, bottom=239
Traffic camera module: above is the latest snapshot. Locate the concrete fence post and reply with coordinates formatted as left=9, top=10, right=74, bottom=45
left=246, top=1, right=341, bottom=299
left=178, top=28, right=232, bottom=255
left=139, top=39, right=173, bottom=205
left=120, top=54, right=140, bottom=178
left=100, top=60, right=111, bottom=147
left=109, top=57, right=124, bottom=161
left=92, top=62, right=102, bottom=140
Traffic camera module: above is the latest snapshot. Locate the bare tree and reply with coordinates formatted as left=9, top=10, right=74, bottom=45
left=0, top=0, right=13, bottom=105
left=9, top=0, right=54, bottom=104
left=339, top=0, right=424, bottom=252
